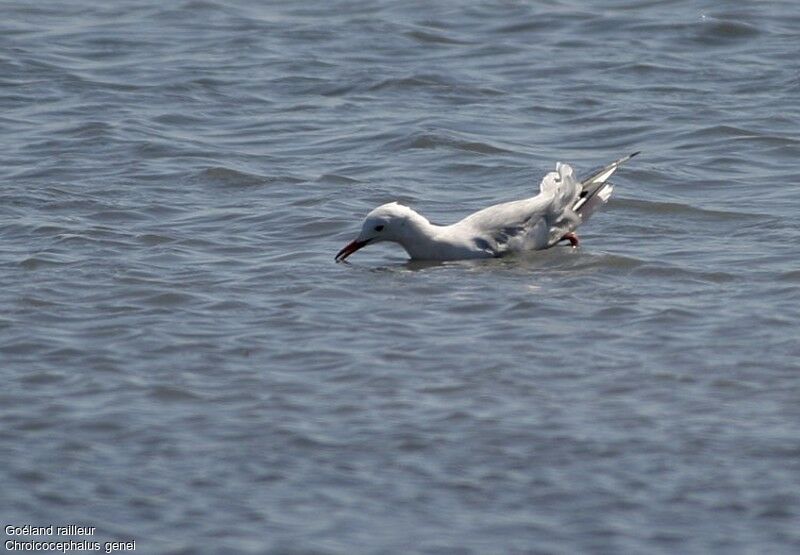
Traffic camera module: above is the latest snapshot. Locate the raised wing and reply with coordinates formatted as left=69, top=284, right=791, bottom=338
left=573, top=151, right=639, bottom=222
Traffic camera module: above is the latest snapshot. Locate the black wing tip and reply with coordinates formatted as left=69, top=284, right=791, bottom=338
left=630, top=151, right=641, bottom=158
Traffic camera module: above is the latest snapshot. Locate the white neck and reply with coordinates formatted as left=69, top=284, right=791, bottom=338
left=395, top=211, right=446, bottom=260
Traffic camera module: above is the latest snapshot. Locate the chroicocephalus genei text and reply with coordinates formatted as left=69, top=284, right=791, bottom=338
left=335, top=152, right=638, bottom=262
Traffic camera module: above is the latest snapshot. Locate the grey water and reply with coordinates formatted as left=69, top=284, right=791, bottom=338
left=1, top=1, right=799, bottom=553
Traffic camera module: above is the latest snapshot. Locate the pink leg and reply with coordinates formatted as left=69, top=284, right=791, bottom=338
left=561, top=232, right=580, bottom=247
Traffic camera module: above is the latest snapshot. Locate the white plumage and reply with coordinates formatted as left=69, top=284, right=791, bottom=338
left=335, top=152, right=638, bottom=262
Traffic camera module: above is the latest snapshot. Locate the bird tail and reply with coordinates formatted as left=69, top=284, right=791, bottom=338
left=539, top=162, right=582, bottom=213
left=573, top=151, right=639, bottom=223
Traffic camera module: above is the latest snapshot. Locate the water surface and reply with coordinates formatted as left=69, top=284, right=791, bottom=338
left=2, top=1, right=799, bottom=553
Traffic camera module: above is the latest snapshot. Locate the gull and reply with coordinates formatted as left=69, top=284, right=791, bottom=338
left=335, top=152, right=638, bottom=262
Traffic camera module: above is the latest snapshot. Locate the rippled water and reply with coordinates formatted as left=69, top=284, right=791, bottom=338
left=2, top=1, right=799, bottom=553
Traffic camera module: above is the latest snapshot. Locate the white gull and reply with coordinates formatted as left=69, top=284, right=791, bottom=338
left=335, top=152, right=638, bottom=262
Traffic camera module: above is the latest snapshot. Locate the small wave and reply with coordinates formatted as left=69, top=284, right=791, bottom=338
left=195, top=167, right=276, bottom=187
left=89, top=209, right=149, bottom=223
left=368, top=75, right=449, bottom=92
left=777, top=270, right=800, bottom=283
left=584, top=252, right=646, bottom=271
left=148, top=385, right=202, bottom=402
left=317, top=173, right=362, bottom=185
left=676, top=125, right=798, bottom=144
left=19, top=371, right=65, bottom=385
left=152, top=113, right=207, bottom=126
left=591, top=305, right=641, bottom=320
left=612, top=62, right=694, bottom=77
left=405, top=29, right=472, bottom=45
left=367, top=74, right=503, bottom=97
left=179, top=0, right=222, bottom=10
left=394, top=131, right=515, bottom=155
left=142, top=291, right=198, bottom=306
left=62, top=121, right=114, bottom=138
left=19, top=255, right=77, bottom=270
left=0, top=340, right=43, bottom=355
left=136, top=233, right=176, bottom=246
left=696, top=18, right=760, bottom=42
left=199, top=166, right=263, bottom=185
left=632, top=263, right=736, bottom=284
left=613, top=198, right=767, bottom=222
left=493, top=20, right=556, bottom=34
left=14, top=470, right=47, bottom=485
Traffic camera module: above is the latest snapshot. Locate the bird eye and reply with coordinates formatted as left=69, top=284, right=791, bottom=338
left=374, top=225, right=384, bottom=232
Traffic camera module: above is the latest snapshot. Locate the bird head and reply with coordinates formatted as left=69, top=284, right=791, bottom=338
left=335, top=202, right=414, bottom=262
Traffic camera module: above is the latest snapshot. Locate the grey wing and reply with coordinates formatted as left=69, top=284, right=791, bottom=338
left=573, top=151, right=639, bottom=221
left=461, top=198, right=553, bottom=255
left=487, top=215, right=552, bottom=255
